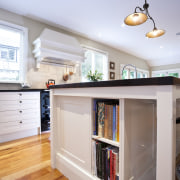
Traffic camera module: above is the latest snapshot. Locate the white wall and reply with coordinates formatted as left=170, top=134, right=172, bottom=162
left=151, top=63, right=180, bottom=71
left=0, top=8, right=150, bottom=89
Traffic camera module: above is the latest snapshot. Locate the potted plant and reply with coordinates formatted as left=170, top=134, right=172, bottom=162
left=87, top=70, right=103, bottom=82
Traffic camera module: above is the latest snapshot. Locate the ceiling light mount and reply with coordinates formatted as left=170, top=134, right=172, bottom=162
left=124, top=0, right=165, bottom=38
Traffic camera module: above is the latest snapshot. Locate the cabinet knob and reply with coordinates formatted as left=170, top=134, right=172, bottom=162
left=19, top=101, right=22, bottom=103
left=19, top=121, right=22, bottom=124
left=19, top=110, right=22, bottom=113
left=19, top=93, right=22, bottom=96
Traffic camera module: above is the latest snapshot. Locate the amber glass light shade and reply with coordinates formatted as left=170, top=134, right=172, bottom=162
left=124, top=12, right=148, bottom=26
left=146, top=28, right=165, bottom=38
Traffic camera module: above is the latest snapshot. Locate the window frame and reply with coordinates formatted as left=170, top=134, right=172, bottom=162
left=120, top=64, right=149, bottom=79
left=0, top=20, right=28, bottom=84
left=152, top=68, right=180, bottom=78
left=81, top=46, right=109, bottom=82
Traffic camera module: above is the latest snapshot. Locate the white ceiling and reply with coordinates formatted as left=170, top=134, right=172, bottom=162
left=0, top=0, right=180, bottom=67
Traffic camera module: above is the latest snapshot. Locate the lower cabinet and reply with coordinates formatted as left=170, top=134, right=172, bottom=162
left=0, top=91, right=40, bottom=143
left=51, top=96, right=157, bottom=180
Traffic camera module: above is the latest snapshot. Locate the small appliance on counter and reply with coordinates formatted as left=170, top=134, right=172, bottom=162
left=46, top=79, right=55, bottom=88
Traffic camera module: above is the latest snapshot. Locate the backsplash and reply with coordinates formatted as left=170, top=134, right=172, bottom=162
left=27, top=63, right=81, bottom=89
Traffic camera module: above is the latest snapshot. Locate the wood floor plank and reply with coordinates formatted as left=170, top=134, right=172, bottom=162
left=0, top=133, right=68, bottom=180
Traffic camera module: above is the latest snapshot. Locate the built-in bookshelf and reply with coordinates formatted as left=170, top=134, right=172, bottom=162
left=92, top=99, right=120, bottom=180
left=92, top=140, right=119, bottom=180
left=92, top=99, right=119, bottom=142
left=92, top=135, right=119, bottom=147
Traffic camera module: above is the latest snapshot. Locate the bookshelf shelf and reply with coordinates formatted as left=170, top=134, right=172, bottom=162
left=92, top=135, right=119, bottom=147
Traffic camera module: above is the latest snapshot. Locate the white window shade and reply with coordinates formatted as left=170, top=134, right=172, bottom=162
left=0, top=21, right=27, bottom=83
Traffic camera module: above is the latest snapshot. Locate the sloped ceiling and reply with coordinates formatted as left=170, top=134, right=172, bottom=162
left=0, top=0, right=180, bottom=67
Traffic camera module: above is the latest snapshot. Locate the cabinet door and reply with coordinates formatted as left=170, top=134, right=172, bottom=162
left=57, top=96, right=92, bottom=173
left=124, top=99, right=156, bottom=180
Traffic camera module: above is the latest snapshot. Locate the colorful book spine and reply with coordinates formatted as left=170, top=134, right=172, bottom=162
left=113, top=105, right=116, bottom=141
left=112, top=151, right=116, bottom=180
left=98, top=102, right=105, bottom=137
left=93, top=100, right=97, bottom=135
left=104, top=104, right=108, bottom=139
left=106, top=147, right=111, bottom=180
left=92, top=140, right=97, bottom=176
left=108, top=105, right=113, bottom=140
left=116, top=105, right=119, bottom=142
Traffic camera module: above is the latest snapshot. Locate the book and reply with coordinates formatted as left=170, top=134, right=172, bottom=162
left=102, top=147, right=106, bottom=179
left=112, top=105, right=116, bottom=141
left=110, top=149, right=113, bottom=180
left=98, top=102, right=105, bottom=137
left=116, top=105, right=119, bottom=142
left=104, top=104, right=108, bottom=139
left=92, top=140, right=97, bottom=176
left=93, top=100, right=97, bottom=135
left=106, top=146, right=111, bottom=180
left=96, top=141, right=106, bottom=179
left=96, top=142, right=101, bottom=178
left=113, top=148, right=119, bottom=180
left=108, top=105, right=113, bottom=140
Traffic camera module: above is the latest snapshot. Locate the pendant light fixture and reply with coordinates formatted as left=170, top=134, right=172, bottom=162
left=124, top=0, right=165, bottom=38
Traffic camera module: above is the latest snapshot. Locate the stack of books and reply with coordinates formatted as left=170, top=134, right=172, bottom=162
left=92, top=140, right=119, bottom=180
left=93, top=99, right=119, bottom=142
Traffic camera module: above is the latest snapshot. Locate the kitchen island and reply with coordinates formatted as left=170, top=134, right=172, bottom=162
left=49, top=76, right=180, bottom=180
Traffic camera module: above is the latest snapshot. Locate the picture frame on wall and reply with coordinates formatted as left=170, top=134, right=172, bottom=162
left=110, top=62, right=115, bottom=70
left=110, top=72, right=115, bottom=80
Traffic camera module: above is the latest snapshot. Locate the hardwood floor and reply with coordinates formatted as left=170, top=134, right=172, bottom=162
left=0, top=133, right=68, bottom=180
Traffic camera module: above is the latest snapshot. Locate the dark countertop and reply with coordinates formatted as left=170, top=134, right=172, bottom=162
left=49, top=76, right=180, bottom=89
left=0, top=89, right=49, bottom=92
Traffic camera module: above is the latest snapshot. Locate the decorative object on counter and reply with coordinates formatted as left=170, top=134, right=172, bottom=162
left=87, top=70, right=103, bottom=82
left=63, top=66, right=69, bottom=81
left=110, top=62, right=115, bottom=70
left=124, top=0, right=165, bottom=38
left=110, top=72, right=115, bottom=80
left=69, top=66, right=74, bottom=76
left=46, top=79, right=55, bottom=88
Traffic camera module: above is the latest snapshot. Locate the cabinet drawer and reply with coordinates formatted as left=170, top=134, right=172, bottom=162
left=0, top=93, right=19, bottom=101
left=0, top=100, right=19, bottom=111
left=0, top=111, right=20, bottom=122
left=19, top=92, right=40, bottom=100
left=0, top=120, right=19, bottom=128
left=19, top=100, right=40, bottom=109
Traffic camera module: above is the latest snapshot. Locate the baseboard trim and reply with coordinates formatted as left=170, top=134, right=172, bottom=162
left=56, top=153, right=94, bottom=180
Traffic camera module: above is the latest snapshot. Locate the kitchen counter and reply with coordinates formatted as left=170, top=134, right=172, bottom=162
left=49, top=76, right=180, bottom=89
left=0, top=89, right=49, bottom=92
left=50, top=76, right=180, bottom=180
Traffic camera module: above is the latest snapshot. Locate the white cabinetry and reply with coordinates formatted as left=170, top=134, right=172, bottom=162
left=50, top=84, right=180, bottom=180
left=0, top=91, right=40, bottom=143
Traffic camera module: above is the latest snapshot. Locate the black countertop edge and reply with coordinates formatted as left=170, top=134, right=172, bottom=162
left=0, top=89, right=49, bottom=92
left=49, top=76, right=180, bottom=89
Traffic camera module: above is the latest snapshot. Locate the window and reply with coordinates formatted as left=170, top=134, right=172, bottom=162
left=81, top=48, right=108, bottom=81
left=152, top=69, right=180, bottom=78
left=0, top=21, right=27, bottom=83
left=120, top=64, right=149, bottom=79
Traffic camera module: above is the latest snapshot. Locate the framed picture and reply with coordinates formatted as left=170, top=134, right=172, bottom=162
left=110, top=72, right=115, bottom=80
left=110, top=62, right=115, bottom=70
